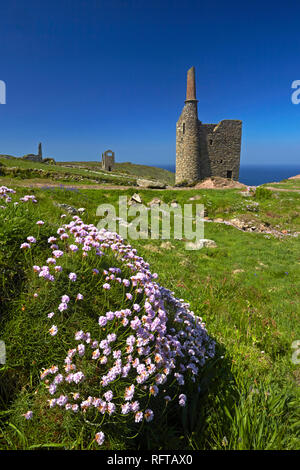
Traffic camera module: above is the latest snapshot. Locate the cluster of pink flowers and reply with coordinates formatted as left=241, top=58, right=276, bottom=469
left=0, top=186, right=37, bottom=207
left=0, top=185, right=16, bottom=203
left=16, top=192, right=215, bottom=447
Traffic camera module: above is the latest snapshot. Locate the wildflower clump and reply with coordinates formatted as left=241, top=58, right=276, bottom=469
left=14, top=188, right=215, bottom=448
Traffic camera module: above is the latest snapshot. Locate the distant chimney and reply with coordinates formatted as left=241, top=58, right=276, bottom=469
left=185, top=66, right=197, bottom=102
left=38, top=142, right=42, bottom=158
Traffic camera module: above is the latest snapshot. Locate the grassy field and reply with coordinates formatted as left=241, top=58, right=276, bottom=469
left=0, top=176, right=299, bottom=450
left=0, top=157, right=175, bottom=187
left=0, top=157, right=137, bottom=186
left=58, top=161, right=175, bottom=185
left=262, top=177, right=300, bottom=191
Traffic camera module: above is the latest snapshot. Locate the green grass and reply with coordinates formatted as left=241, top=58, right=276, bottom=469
left=0, top=158, right=137, bottom=186
left=0, top=157, right=175, bottom=187
left=0, top=183, right=299, bottom=450
left=113, top=162, right=175, bottom=185
left=262, top=178, right=300, bottom=191
left=55, top=160, right=175, bottom=185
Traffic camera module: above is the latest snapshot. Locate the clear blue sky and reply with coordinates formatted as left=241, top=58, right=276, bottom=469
left=1, top=0, right=300, bottom=167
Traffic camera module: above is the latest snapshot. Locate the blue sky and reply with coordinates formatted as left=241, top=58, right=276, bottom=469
left=1, top=0, right=300, bottom=167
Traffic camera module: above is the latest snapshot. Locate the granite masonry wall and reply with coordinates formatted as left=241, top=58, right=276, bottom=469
left=199, top=120, right=242, bottom=181
left=176, top=101, right=201, bottom=183
left=102, top=150, right=115, bottom=171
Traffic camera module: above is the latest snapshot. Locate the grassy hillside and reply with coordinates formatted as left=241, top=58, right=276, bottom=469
left=114, top=162, right=175, bottom=185
left=0, top=181, right=299, bottom=450
left=262, top=177, right=300, bottom=191
left=56, top=161, right=175, bottom=185
left=0, top=157, right=175, bottom=187
left=0, top=157, right=137, bottom=186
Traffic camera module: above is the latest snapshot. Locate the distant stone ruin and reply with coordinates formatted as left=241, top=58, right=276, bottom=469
left=23, top=142, right=43, bottom=162
left=176, top=67, right=242, bottom=184
left=101, top=149, right=115, bottom=171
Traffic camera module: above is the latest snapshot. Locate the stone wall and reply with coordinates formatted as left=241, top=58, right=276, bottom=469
left=175, top=101, right=201, bottom=184
left=22, top=143, right=43, bottom=163
left=199, top=120, right=242, bottom=180
left=22, top=154, right=43, bottom=162
left=102, top=150, right=115, bottom=171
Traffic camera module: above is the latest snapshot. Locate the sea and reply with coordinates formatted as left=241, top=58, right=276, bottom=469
left=158, top=165, right=300, bottom=187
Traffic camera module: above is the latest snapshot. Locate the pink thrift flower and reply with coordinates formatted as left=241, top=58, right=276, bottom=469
left=77, top=344, right=85, bottom=357
left=23, top=411, right=33, bottom=420
left=144, top=409, right=154, bottom=422
left=20, top=243, right=31, bottom=250
left=49, top=325, right=58, bottom=336
left=95, top=431, right=105, bottom=446
left=69, top=244, right=78, bottom=252
left=135, top=411, right=143, bottom=423
left=179, top=394, right=187, bottom=407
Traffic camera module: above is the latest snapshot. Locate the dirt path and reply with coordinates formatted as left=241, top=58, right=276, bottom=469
left=0, top=180, right=133, bottom=191
left=264, top=186, right=300, bottom=193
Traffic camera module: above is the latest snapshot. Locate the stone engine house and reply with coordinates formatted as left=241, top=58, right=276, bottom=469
left=176, top=67, right=242, bottom=184
left=22, top=142, right=43, bottom=162
left=101, top=149, right=115, bottom=171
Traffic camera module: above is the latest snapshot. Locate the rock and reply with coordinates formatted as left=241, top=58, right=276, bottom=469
left=288, top=174, right=300, bottom=179
left=185, top=239, right=217, bottom=250
left=43, top=158, right=56, bottom=165
left=232, top=269, right=245, bottom=274
left=160, top=241, right=175, bottom=250
left=230, top=218, right=246, bottom=230
left=201, top=239, right=217, bottom=248
left=128, top=193, right=142, bottom=205
left=55, top=203, right=78, bottom=215
left=143, top=244, right=161, bottom=253
left=194, top=177, right=247, bottom=190
left=137, top=179, right=166, bottom=189
left=148, top=197, right=163, bottom=206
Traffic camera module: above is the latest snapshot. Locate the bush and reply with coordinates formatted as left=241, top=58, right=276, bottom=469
left=255, top=187, right=273, bottom=200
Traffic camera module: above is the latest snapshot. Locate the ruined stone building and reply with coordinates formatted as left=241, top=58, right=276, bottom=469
left=23, top=142, right=43, bottom=162
left=176, top=67, right=242, bottom=184
left=101, top=149, right=115, bottom=171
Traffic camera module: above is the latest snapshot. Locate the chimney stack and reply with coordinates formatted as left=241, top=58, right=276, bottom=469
left=185, top=66, right=197, bottom=102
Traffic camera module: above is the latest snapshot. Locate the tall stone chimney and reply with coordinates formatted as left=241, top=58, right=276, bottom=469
left=185, top=66, right=197, bottom=102
left=38, top=142, right=42, bottom=159
left=175, top=66, right=201, bottom=184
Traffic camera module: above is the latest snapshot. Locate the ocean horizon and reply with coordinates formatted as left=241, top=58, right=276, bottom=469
left=156, top=164, right=300, bottom=187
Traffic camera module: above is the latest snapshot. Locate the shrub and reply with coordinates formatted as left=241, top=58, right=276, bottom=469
left=255, top=187, right=273, bottom=200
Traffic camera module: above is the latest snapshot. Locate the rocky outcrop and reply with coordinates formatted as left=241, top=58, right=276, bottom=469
left=137, top=179, right=166, bottom=189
